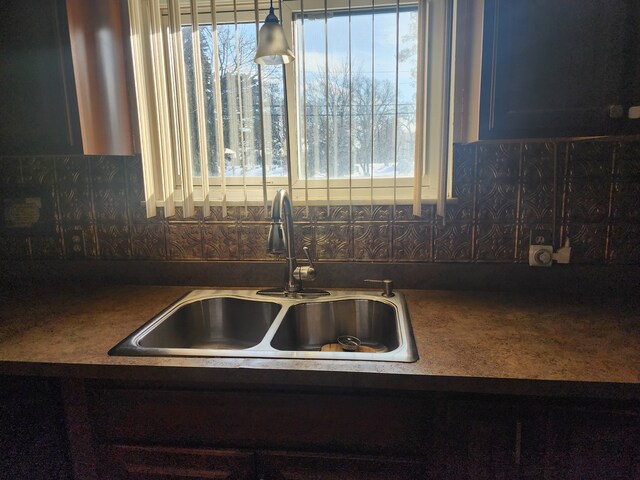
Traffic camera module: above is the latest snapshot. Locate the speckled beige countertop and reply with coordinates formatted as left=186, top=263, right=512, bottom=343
left=0, top=285, right=638, bottom=398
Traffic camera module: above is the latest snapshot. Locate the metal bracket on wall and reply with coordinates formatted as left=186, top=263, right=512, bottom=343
left=529, top=229, right=571, bottom=267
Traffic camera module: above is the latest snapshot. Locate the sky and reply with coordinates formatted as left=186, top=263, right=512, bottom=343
left=295, top=8, right=418, bottom=104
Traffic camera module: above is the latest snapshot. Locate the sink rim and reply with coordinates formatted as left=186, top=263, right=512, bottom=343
left=109, top=289, right=419, bottom=363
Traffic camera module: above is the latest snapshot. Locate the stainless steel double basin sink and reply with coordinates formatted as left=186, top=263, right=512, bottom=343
left=109, top=290, right=418, bottom=362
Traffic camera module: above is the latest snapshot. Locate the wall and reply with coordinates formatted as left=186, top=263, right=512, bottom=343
left=0, top=138, right=638, bottom=265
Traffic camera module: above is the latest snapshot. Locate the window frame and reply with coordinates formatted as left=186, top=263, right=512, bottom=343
left=143, top=0, right=455, bottom=209
left=168, top=0, right=439, bottom=204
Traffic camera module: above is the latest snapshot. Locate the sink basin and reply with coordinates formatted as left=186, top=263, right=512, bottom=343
left=271, top=300, right=399, bottom=352
left=109, top=289, right=418, bottom=362
left=138, top=297, right=280, bottom=350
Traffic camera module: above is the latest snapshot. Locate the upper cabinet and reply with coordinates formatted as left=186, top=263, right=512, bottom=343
left=66, top=0, right=134, bottom=156
left=479, top=0, right=640, bottom=139
left=0, top=0, right=134, bottom=156
left=0, top=0, right=82, bottom=155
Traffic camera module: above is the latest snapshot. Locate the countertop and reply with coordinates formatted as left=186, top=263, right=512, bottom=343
left=0, top=285, right=638, bottom=398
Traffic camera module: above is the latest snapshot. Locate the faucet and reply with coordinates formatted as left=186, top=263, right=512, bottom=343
left=265, top=189, right=316, bottom=294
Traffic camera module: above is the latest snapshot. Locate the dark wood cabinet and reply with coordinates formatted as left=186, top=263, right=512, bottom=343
left=85, top=385, right=429, bottom=480
left=0, top=0, right=134, bottom=156
left=435, top=398, right=522, bottom=480
left=86, top=387, right=429, bottom=456
left=542, top=402, right=640, bottom=480
left=429, top=396, right=640, bottom=480
left=54, top=380, right=640, bottom=480
left=480, top=0, right=640, bottom=139
left=0, top=0, right=82, bottom=154
left=0, top=376, right=71, bottom=480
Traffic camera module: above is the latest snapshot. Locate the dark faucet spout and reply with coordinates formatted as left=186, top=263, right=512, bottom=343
left=267, top=189, right=300, bottom=292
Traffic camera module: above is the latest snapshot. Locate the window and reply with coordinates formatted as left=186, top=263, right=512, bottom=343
left=127, top=0, right=456, bottom=218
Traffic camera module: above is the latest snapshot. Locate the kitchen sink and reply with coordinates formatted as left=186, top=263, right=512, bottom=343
left=137, top=297, right=280, bottom=350
left=271, top=300, right=400, bottom=353
left=109, top=289, right=418, bottom=362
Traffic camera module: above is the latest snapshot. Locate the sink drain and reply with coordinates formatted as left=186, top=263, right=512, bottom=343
left=337, top=335, right=361, bottom=351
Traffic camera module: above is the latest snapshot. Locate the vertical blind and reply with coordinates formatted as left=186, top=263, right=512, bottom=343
left=127, top=0, right=455, bottom=219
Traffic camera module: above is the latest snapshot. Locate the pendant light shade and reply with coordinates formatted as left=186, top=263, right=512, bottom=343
left=254, top=3, right=294, bottom=65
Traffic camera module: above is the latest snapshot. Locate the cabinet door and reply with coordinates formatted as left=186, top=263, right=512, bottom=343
left=0, top=0, right=82, bottom=154
left=543, top=404, right=640, bottom=480
left=87, top=387, right=427, bottom=456
left=436, top=399, right=522, bottom=480
left=257, top=451, right=426, bottom=480
left=0, top=376, right=71, bottom=480
left=98, top=445, right=255, bottom=480
left=480, top=0, right=640, bottom=139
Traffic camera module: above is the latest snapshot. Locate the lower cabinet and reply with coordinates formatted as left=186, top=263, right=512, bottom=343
left=542, top=403, right=640, bottom=480
left=427, top=396, right=639, bottom=480
left=85, top=385, right=430, bottom=480
left=64, top=381, right=640, bottom=480
left=0, top=376, right=71, bottom=480
left=435, top=399, right=523, bottom=480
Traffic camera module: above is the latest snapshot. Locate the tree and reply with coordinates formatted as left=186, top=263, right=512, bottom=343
left=182, top=23, right=286, bottom=178
left=303, top=60, right=411, bottom=178
left=178, top=9, right=417, bottom=182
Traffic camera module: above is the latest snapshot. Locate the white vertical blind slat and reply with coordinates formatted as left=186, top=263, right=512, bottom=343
left=438, top=0, right=457, bottom=224
left=189, top=0, right=211, bottom=213
left=233, top=0, right=249, bottom=213
left=369, top=0, right=375, bottom=208
left=347, top=0, right=352, bottom=211
left=167, top=0, right=195, bottom=217
left=149, top=0, right=176, bottom=217
left=282, top=62, right=294, bottom=198
left=392, top=0, right=400, bottom=213
left=278, top=0, right=294, bottom=200
left=209, top=0, right=228, bottom=216
left=254, top=0, right=269, bottom=217
left=412, top=0, right=429, bottom=217
left=299, top=0, right=310, bottom=215
left=127, top=0, right=158, bottom=218
left=323, top=0, right=330, bottom=213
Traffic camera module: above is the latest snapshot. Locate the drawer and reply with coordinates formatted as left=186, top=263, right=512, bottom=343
left=87, top=388, right=428, bottom=455
left=98, top=445, right=254, bottom=480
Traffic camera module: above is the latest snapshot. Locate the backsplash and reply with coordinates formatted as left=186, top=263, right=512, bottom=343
left=0, top=138, right=638, bottom=264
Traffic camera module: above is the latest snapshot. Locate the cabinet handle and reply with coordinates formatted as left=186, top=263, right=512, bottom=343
left=514, top=421, right=522, bottom=466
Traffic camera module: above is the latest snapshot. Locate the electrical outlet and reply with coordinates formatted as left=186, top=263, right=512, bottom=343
left=529, top=229, right=553, bottom=267
left=64, top=226, right=85, bottom=258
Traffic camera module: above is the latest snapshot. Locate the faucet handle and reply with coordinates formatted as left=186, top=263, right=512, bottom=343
left=302, top=246, right=315, bottom=268
left=294, top=246, right=317, bottom=282
left=364, top=279, right=394, bottom=297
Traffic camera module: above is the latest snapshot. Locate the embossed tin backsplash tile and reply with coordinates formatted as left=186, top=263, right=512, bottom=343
left=1, top=138, right=639, bottom=264
left=131, top=223, right=167, bottom=260
left=315, top=224, right=352, bottom=260
left=393, top=223, right=432, bottom=262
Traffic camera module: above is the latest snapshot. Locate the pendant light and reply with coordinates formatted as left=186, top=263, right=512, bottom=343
left=254, top=0, right=295, bottom=65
